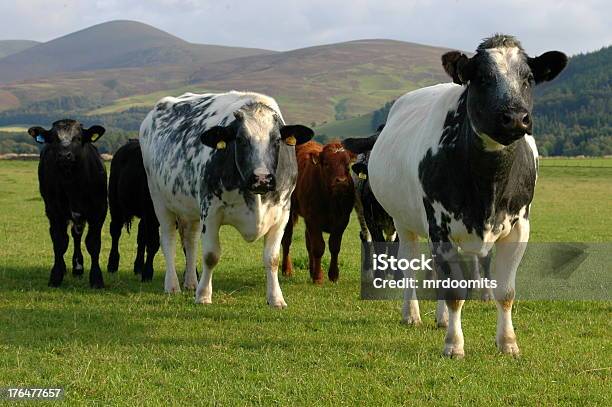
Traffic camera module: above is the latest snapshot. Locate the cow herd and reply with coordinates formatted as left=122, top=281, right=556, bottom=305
left=26, top=35, right=567, bottom=357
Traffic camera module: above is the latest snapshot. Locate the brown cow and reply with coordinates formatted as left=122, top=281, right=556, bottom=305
left=281, top=140, right=355, bottom=284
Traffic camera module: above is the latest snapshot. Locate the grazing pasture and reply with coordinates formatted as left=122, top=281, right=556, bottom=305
left=0, top=159, right=610, bottom=405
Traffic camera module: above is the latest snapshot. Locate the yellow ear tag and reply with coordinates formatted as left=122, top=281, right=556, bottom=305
left=358, top=172, right=367, bottom=180
left=216, top=140, right=226, bottom=149
left=91, top=133, right=100, bottom=142
left=285, top=135, right=297, bottom=146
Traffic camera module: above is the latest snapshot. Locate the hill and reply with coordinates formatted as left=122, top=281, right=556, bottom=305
left=0, top=36, right=453, bottom=129
left=0, top=40, right=39, bottom=58
left=0, top=20, right=274, bottom=83
left=534, top=46, right=611, bottom=156
left=328, top=46, right=611, bottom=156
left=188, top=39, right=452, bottom=124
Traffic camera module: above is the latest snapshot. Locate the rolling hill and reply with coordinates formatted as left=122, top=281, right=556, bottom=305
left=324, top=46, right=612, bottom=155
left=0, top=40, right=39, bottom=59
left=0, top=20, right=608, bottom=156
left=0, top=20, right=275, bottom=84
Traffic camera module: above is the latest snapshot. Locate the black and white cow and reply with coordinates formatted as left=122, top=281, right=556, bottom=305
left=342, top=125, right=396, bottom=244
left=107, top=139, right=160, bottom=281
left=367, top=35, right=567, bottom=357
left=139, top=91, right=313, bottom=307
left=28, top=120, right=108, bottom=288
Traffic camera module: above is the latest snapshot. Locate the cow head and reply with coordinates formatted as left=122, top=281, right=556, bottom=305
left=29, top=120, right=105, bottom=177
left=442, top=34, right=567, bottom=146
left=317, top=142, right=355, bottom=192
left=200, top=103, right=313, bottom=194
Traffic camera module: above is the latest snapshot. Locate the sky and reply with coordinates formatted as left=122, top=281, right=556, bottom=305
left=1, top=0, right=610, bottom=56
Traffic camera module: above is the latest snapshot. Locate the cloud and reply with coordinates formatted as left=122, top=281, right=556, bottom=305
left=0, top=0, right=609, bottom=55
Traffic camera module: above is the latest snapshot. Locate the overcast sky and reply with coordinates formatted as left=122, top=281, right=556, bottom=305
left=1, top=0, right=610, bottom=55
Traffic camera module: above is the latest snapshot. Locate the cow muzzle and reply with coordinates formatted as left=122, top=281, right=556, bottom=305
left=248, top=173, right=276, bottom=195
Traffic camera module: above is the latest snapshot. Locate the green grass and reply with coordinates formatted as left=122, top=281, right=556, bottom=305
left=0, top=160, right=610, bottom=405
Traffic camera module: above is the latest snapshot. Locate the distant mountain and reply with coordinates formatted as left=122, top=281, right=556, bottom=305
left=0, top=40, right=39, bottom=59
left=0, top=35, right=453, bottom=128
left=187, top=38, right=453, bottom=124
left=0, top=20, right=275, bottom=83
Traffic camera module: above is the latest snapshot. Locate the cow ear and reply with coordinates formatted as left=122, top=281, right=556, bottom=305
left=280, top=125, right=314, bottom=146
left=442, top=51, right=473, bottom=85
left=200, top=125, right=236, bottom=149
left=351, top=162, right=368, bottom=180
left=83, top=125, right=106, bottom=142
left=342, top=135, right=377, bottom=154
left=528, top=51, right=567, bottom=84
left=28, top=126, right=50, bottom=144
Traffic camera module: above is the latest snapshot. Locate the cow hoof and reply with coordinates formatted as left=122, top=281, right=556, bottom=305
left=436, top=320, right=449, bottom=328
left=328, top=272, right=339, bottom=283
left=90, top=280, right=105, bottom=289
left=165, top=285, right=181, bottom=294
left=267, top=298, right=288, bottom=309
left=443, top=345, right=465, bottom=359
left=141, top=275, right=153, bottom=282
left=498, top=341, right=520, bottom=356
left=72, top=264, right=84, bottom=277
left=281, top=269, right=293, bottom=277
left=107, top=258, right=119, bottom=273
left=183, top=281, right=197, bottom=290
left=195, top=298, right=212, bottom=304
left=402, top=316, right=422, bottom=326
left=48, top=279, right=62, bottom=288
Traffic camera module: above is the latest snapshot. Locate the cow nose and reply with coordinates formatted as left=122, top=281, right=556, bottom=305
left=501, top=111, right=532, bottom=133
left=335, top=176, right=348, bottom=184
left=59, top=151, right=74, bottom=162
left=249, top=173, right=275, bottom=194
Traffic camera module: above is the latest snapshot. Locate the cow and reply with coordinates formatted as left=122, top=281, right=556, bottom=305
left=28, top=120, right=108, bottom=288
left=139, top=91, right=314, bottom=307
left=344, top=134, right=493, bottom=297
left=342, top=125, right=396, bottom=244
left=366, top=34, right=567, bottom=357
left=281, top=141, right=355, bottom=284
left=107, top=139, right=160, bottom=281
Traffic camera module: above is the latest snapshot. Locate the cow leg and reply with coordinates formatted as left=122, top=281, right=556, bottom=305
left=354, top=197, right=371, bottom=243
left=281, top=213, right=294, bottom=277
left=306, top=222, right=325, bottom=285
left=396, top=228, right=421, bottom=325
left=48, top=219, right=69, bottom=287
left=328, top=231, right=343, bottom=283
left=179, top=219, right=200, bottom=290
left=142, top=217, right=159, bottom=282
left=195, top=218, right=221, bottom=304
left=433, top=246, right=467, bottom=358
left=264, top=214, right=289, bottom=308
left=479, top=253, right=494, bottom=301
left=155, top=204, right=180, bottom=293
left=491, top=220, right=529, bottom=356
left=304, top=228, right=313, bottom=276
left=71, top=222, right=85, bottom=277
left=85, top=221, right=104, bottom=289
left=107, top=217, right=122, bottom=273
left=133, top=219, right=146, bottom=275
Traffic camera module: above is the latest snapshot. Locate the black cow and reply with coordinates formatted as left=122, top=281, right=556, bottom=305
left=107, top=139, right=160, bottom=281
left=343, top=125, right=396, bottom=244
left=29, top=120, right=107, bottom=288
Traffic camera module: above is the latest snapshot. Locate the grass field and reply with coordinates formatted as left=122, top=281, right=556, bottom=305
left=0, top=160, right=610, bottom=405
